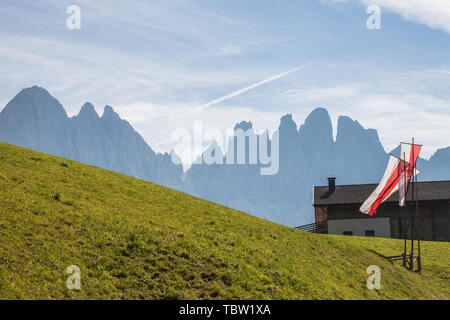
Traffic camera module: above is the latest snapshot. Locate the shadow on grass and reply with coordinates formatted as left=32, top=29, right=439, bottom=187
left=368, top=249, right=395, bottom=264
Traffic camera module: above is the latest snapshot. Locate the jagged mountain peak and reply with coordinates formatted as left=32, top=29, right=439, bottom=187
left=19, top=85, right=50, bottom=96
left=432, top=146, right=450, bottom=157
left=0, top=87, right=183, bottom=191
left=2, top=85, right=67, bottom=118
left=78, top=102, right=99, bottom=119
left=16, top=85, right=58, bottom=105
left=299, top=107, right=333, bottom=144
left=337, top=115, right=377, bottom=134
left=279, top=114, right=297, bottom=134
left=336, top=115, right=380, bottom=143
left=1, top=86, right=449, bottom=228
left=390, top=145, right=401, bottom=156
left=101, top=105, right=136, bottom=134
left=303, top=108, right=331, bottom=131
left=337, top=115, right=361, bottom=129
left=234, top=120, right=253, bottom=132
left=102, top=105, right=119, bottom=118
left=304, top=107, right=330, bottom=123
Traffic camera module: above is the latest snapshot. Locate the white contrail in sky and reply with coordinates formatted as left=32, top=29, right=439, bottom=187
left=201, top=64, right=309, bottom=108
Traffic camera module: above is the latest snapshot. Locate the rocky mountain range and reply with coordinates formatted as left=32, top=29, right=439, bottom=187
left=1, top=86, right=449, bottom=226
left=0, top=86, right=183, bottom=190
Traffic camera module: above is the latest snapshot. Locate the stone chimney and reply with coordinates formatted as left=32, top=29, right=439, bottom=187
left=328, top=177, right=336, bottom=192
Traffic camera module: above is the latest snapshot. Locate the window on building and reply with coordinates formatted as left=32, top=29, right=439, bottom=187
left=343, top=231, right=353, bottom=236
left=365, top=230, right=375, bottom=237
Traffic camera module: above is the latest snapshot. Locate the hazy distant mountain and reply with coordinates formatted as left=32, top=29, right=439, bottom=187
left=421, top=147, right=450, bottom=181
left=0, top=86, right=183, bottom=190
left=1, top=86, right=448, bottom=226
left=183, top=108, right=450, bottom=226
left=182, top=108, right=390, bottom=226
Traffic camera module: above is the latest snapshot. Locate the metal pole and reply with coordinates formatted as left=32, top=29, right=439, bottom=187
left=403, top=152, right=407, bottom=268
left=415, top=143, right=422, bottom=272
left=409, top=138, right=415, bottom=270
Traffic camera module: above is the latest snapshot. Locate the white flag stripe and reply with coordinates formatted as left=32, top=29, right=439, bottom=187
left=398, top=143, right=411, bottom=207
left=399, top=168, right=421, bottom=207
left=398, top=143, right=422, bottom=207
left=360, top=155, right=400, bottom=215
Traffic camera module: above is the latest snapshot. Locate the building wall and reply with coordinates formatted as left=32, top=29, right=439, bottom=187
left=314, top=207, right=328, bottom=223
left=319, top=201, right=449, bottom=241
left=328, top=217, right=391, bottom=238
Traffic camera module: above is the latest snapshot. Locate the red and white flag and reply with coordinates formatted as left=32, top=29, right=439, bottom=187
left=398, top=143, right=422, bottom=207
left=360, top=155, right=404, bottom=216
left=360, top=143, right=422, bottom=215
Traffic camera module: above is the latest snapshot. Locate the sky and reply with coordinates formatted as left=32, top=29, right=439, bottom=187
left=1, top=0, right=450, bottom=163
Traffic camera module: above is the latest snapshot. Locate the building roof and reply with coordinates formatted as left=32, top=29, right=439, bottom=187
left=314, top=181, right=450, bottom=206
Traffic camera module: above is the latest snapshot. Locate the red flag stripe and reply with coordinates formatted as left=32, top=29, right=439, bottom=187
left=399, top=143, right=422, bottom=206
left=368, top=161, right=403, bottom=216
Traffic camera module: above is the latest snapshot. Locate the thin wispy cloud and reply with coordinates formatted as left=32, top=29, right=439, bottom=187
left=280, top=71, right=450, bottom=159
left=359, top=0, right=450, bottom=34
left=0, top=1, right=449, bottom=160
left=201, top=65, right=310, bottom=108
left=328, top=0, right=450, bottom=35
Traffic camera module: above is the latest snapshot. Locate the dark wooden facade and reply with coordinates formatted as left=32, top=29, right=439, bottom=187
left=313, top=179, right=450, bottom=242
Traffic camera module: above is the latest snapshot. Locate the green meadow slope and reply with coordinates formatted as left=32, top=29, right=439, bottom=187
left=0, top=142, right=448, bottom=300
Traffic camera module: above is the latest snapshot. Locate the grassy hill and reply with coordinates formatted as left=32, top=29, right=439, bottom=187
left=0, top=142, right=448, bottom=300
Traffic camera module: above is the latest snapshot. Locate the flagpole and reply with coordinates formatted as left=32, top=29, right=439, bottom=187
left=416, top=168, right=421, bottom=272
left=387, top=140, right=423, bottom=271
left=415, top=139, right=422, bottom=272
left=409, top=138, right=415, bottom=270
left=403, top=151, right=407, bottom=268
